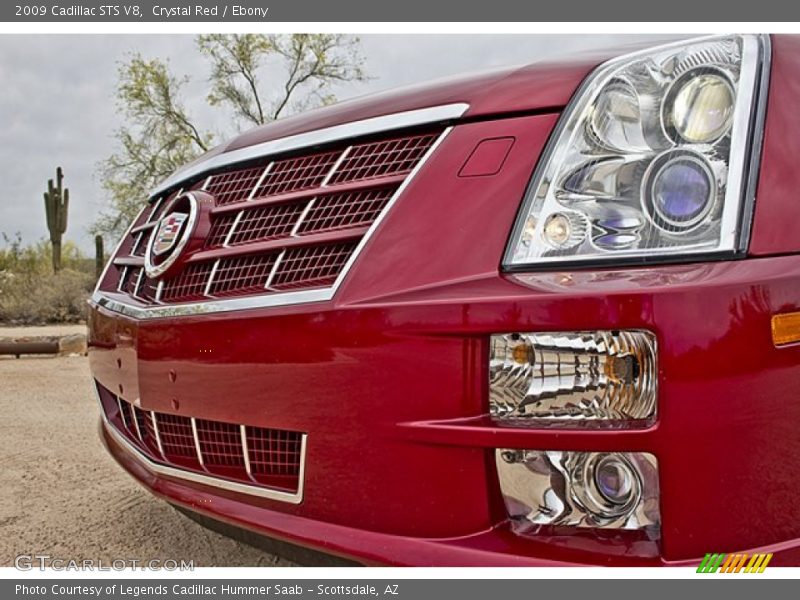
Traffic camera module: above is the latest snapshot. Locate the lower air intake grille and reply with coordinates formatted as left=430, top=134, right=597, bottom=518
left=97, top=382, right=304, bottom=494
left=98, top=129, right=443, bottom=307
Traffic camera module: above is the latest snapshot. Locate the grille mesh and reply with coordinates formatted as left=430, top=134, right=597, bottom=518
left=131, top=231, right=148, bottom=257
left=328, top=133, right=439, bottom=184
left=120, top=267, right=142, bottom=296
left=209, top=254, right=278, bottom=297
left=204, top=166, right=265, bottom=206
left=97, top=383, right=304, bottom=493
left=271, top=242, right=357, bottom=290
left=297, top=188, right=394, bottom=235
left=118, top=400, right=135, bottom=434
left=160, top=262, right=215, bottom=302
left=140, top=409, right=158, bottom=444
left=205, top=212, right=239, bottom=247
left=195, top=419, right=246, bottom=468
left=225, top=203, right=306, bottom=247
left=156, top=413, right=197, bottom=459
left=101, top=128, right=442, bottom=305
left=247, top=427, right=303, bottom=477
left=255, top=151, right=341, bottom=199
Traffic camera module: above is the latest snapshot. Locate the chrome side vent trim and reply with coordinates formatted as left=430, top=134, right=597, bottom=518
left=240, top=424, right=252, bottom=478
left=190, top=417, right=205, bottom=468
left=151, top=412, right=165, bottom=459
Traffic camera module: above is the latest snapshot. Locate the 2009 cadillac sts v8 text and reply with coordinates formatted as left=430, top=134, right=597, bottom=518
left=88, top=34, right=800, bottom=566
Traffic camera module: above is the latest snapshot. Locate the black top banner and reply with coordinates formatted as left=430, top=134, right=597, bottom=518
left=2, top=0, right=798, bottom=22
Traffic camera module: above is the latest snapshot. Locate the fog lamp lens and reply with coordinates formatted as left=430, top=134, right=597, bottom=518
left=496, top=449, right=660, bottom=535
left=670, top=71, right=735, bottom=143
left=489, top=330, right=657, bottom=422
left=594, top=454, right=635, bottom=505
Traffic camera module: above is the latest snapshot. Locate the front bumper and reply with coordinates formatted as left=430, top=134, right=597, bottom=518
left=90, top=253, right=800, bottom=566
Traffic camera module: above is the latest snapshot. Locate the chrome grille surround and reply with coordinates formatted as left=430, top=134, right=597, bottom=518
left=92, top=103, right=467, bottom=320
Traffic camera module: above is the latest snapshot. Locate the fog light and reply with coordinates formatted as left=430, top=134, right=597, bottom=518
left=489, top=330, right=657, bottom=423
left=594, top=454, right=635, bottom=505
left=496, top=449, right=660, bottom=535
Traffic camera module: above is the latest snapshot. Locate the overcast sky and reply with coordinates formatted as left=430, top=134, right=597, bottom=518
left=0, top=34, right=671, bottom=252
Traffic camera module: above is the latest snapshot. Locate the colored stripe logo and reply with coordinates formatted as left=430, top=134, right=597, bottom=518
left=697, top=553, right=773, bottom=573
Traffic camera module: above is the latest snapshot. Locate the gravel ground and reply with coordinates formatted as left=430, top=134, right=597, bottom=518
left=0, top=356, right=295, bottom=567
left=0, top=324, right=87, bottom=338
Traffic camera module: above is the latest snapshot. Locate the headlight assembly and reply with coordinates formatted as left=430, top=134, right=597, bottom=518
left=505, top=35, right=770, bottom=269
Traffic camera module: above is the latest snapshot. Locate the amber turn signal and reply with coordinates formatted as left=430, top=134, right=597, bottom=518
left=771, top=312, right=800, bottom=347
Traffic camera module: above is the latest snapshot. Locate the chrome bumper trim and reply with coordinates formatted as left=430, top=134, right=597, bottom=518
left=91, top=286, right=333, bottom=319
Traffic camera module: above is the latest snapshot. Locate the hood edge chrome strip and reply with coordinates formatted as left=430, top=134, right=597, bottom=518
left=150, top=103, right=469, bottom=197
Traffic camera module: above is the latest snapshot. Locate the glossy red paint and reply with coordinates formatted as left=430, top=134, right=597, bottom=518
left=93, top=252, right=800, bottom=565
left=749, top=35, right=800, bottom=256
left=90, top=35, right=800, bottom=566
left=458, top=137, right=516, bottom=177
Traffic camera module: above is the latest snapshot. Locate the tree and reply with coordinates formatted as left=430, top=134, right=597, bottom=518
left=199, top=34, right=367, bottom=126
left=95, top=34, right=368, bottom=239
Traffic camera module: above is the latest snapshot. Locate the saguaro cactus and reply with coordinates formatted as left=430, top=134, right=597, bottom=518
left=43, top=167, right=69, bottom=273
left=95, top=234, right=105, bottom=281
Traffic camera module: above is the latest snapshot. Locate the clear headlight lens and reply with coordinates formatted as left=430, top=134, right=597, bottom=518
left=505, top=35, right=768, bottom=268
left=667, top=70, right=736, bottom=143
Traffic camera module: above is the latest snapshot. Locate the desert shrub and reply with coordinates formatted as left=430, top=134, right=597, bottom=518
left=0, top=234, right=91, bottom=276
left=0, top=269, right=93, bottom=324
left=0, top=235, right=94, bottom=324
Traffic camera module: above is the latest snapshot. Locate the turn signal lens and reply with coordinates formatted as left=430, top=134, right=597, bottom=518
left=496, top=449, right=660, bottom=535
left=489, top=331, right=657, bottom=423
left=771, top=312, right=800, bottom=347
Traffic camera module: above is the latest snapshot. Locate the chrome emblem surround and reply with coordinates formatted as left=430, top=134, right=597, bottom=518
left=144, top=192, right=199, bottom=279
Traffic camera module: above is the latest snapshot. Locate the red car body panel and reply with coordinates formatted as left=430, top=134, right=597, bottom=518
left=90, top=35, right=800, bottom=566
left=749, top=35, right=800, bottom=256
